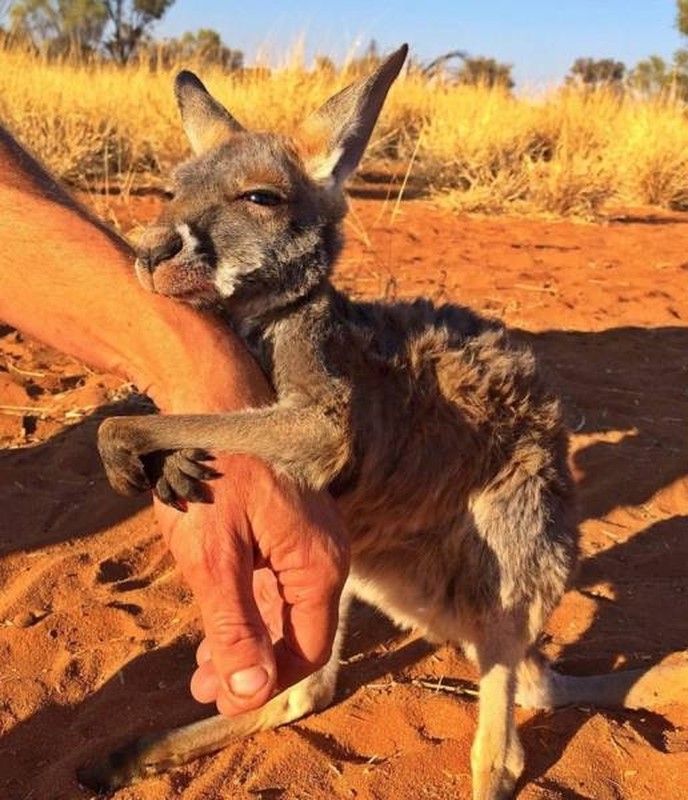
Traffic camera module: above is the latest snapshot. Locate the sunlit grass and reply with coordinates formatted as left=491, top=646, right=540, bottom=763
left=1, top=43, right=688, bottom=216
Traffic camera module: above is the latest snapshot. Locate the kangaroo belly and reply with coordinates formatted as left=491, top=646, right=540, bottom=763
left=341, top=504, right=489, bottom=643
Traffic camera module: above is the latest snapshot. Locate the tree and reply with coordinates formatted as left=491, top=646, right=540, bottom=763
left=628, top=50, right=688, bottom=99
left=103, top=0, right=174, bottom=63
left=147, top=28, right=243, bottom=70
left=9, top=0, right=108, bottom=55
left=628, top=0, right=688, bottom=99
left=628, top=55, right=671, bottom=95
left=456, top=56, right=514, bottom=90
left=7, top=0, right=174, bottom=61
left=179, top=28, right=242, bottom=69
left=677, top=0, right=688, bottom=36
left=567, top=57, right=625, bottom=89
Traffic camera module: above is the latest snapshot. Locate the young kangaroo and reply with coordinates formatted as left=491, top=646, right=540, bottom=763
left=87, top=46, right=687, bottom=799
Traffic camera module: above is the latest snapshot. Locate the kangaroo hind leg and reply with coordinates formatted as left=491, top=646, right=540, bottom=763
left=78, top=659, right=339, bottom=794
left=78, top=588, right=352, bottom=794
left=469, top=615, right=529, bottom=800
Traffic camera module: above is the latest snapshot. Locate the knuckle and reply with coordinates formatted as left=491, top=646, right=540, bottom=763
left=207, top=612, right=260, bottom=644
left=318, top=540, right=350, bottom=592
left=320, top=559, right=347, bottom=594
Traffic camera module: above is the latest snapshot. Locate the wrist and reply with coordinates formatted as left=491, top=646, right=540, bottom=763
left=125, top=301, right=273, bottom=414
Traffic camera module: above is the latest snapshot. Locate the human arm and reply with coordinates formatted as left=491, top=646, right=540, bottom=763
left=0, top=125, right=349, bottom=714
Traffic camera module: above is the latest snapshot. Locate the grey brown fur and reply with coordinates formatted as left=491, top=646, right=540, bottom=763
left=88, top=46, right=688, bottom=799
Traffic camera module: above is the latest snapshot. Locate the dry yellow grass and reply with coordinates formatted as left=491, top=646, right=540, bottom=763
left=1, top=43, right=688, bottom=216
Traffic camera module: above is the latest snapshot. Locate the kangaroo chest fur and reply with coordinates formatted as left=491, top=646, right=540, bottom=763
left=232, top=284, right=578, bottom=642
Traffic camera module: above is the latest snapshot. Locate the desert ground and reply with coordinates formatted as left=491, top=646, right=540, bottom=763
left=0, top=192, right=687, bottom=800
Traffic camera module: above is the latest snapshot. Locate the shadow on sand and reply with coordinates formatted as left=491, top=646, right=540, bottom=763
left=0, top=324, right=686, bottom=796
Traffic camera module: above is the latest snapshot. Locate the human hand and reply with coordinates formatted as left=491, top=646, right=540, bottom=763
left=153, top=454, right=349, bottom=716
left=0, top=124, right=350, bottom=716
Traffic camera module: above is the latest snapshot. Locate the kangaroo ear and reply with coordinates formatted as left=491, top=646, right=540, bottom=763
left=298, top=44, right=408, bottom=185
left=174, top=71, right=244, bottom=155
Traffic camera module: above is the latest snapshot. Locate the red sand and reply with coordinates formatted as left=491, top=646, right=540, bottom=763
left=1, top=196, right=686, bottom=799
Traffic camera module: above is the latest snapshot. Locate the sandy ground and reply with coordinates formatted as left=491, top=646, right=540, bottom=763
left=1, top=194, right=687, bottom=800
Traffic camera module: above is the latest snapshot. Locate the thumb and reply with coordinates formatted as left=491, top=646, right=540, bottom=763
left=156, top=498, right=277, bottom=715
left=192, top=563, right=277, bottom=716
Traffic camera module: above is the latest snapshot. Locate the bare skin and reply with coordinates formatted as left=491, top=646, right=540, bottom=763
left=0, top=125, right=348, bottom=717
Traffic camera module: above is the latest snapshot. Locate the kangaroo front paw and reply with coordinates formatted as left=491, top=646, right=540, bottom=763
left=98, top=419, right=152, bottom=496
left=155, top=449, right=220, bottom=509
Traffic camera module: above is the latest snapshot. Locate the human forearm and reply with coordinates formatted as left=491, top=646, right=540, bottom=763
left=0, top=127, right=271, bottom=413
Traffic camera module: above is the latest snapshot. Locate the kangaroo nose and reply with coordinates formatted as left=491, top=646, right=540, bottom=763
left=138, top=231, right=184, bottom=273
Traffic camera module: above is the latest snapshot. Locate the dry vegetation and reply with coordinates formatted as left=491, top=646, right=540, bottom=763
left=2, top=42, right=688, bottom=217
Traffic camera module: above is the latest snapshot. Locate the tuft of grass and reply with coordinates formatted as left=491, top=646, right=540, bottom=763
left=2, top=42, right=688, bottom=216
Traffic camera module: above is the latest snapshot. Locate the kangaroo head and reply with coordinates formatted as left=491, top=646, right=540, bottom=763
left=135, top=44, right=408, bottom=319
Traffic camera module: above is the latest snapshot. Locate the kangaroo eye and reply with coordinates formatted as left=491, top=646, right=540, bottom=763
left=242, top=190, right=284, bottom=207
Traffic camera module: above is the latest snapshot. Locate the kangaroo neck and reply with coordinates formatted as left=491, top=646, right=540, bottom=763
left=226, top=280, right=333, bottom=386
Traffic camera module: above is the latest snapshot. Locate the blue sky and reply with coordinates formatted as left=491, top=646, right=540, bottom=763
left=156, top=1, right=685, bottom=87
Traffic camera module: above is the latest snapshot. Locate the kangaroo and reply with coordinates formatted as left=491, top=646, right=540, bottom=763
left=85, top=46, right=688, bottom=799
